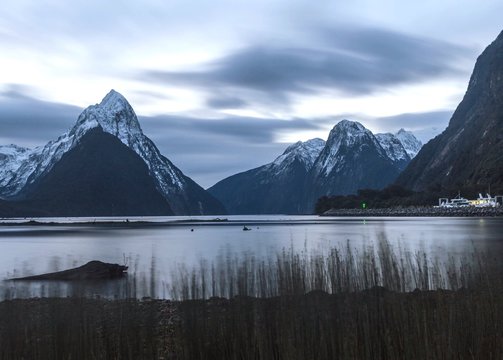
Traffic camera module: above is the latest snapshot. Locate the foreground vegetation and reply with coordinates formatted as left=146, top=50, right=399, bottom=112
left=0, top=298, right=179, bottom=359
left=1, top=239, right=502, bottom=359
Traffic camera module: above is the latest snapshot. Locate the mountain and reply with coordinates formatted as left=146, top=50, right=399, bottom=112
left=395, top=128, right=422, bottom=158
left=208, top=138, right=325, bottom=214
left=374, top=129, right=422, bottom=172
left=304, top=120, right=401, bottom=211
left=0, top=90, right=226, bottom=216
left=210, top=120, right=418, bottom=214
left=16, top=128, right=174, bottom=216
left=375, top=132, right=411, bottom=171
left=396, top=30, right=503, bottom=192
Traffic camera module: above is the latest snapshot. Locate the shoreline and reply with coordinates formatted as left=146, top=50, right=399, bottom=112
left=321, top=206, right=503, bottom=217
left=0, top=209, right=502, bottom=227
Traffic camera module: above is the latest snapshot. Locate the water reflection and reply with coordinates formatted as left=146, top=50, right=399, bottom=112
left=0, top=216, right=502, bottom=299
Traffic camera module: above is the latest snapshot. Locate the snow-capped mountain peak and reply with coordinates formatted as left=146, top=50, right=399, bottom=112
left=395, top=128, right=422, bottom=158
left=270, top=138, right=326, bottom=173
left=100, top=89, right=132, bottom=111
left=326, top=120, right=376, bottom=149
left=0, top=90, right=188, bottom=202
left=70, top=90, right=143, bottom=146
left=335, top=119, right=366, bottom=132
left=316, top=120, right=385, bottom=176
left=69, top=90, right=187, bottom=196
left=375, top=133, right=409, bottom=162
left=282, top=138, right=325, bottom=161
left=375, top=132, right=411, bottom=171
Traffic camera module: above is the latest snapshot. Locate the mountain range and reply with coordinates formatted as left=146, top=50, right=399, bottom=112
left=209, top=121, right=421, bottom=214
left=2, top=29, right=502, bottom=217
left=0, top=90, right=225, bottom=217
left=0, top=91, right=422, bottom=217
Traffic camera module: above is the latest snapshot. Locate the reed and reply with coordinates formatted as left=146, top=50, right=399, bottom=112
left=169, top=237, right=501, bottom=299
left=171, top=237, right=503, bottom=359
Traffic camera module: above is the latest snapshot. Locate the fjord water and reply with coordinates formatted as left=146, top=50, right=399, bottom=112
left=0, top=216, right=502, bottom=299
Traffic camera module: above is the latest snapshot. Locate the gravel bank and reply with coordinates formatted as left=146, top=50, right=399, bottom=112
left=322, top=206, right=503, bottom=217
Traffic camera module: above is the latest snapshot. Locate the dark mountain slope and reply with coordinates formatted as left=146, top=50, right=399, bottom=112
left=208, top=139, right=325, bottom=214
left=17, top=128, right=174, bottom=216
left=397, top=30, right=503, bottom=192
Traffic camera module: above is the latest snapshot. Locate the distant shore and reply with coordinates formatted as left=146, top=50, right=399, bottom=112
left=0, top=217, right=230, bottom=226
left=322, top=206, right=503, bottom=217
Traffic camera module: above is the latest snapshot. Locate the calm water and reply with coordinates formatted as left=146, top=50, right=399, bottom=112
left=1, top=216, right=502, bottom=299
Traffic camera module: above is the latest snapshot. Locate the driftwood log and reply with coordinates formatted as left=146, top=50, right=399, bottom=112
left=9, top=261, right=128, bottom=281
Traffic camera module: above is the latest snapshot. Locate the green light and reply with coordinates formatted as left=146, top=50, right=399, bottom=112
left=362, top=202, right=366, bottom=209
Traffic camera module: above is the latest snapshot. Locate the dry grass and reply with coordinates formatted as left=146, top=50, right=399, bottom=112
left=0, top=298, right=180, bottom=360
left=171, top=238, right=503, bottom=359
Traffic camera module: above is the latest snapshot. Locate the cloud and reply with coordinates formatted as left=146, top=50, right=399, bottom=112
left=370, top=110, right=454, bottom=143
left=142, top=26, right=473, bottom=106
left=206, top=96, right=248, bottom=109
left=139, top=114, right=327, bottom=187
left=0, top=86, right=82, bottom=147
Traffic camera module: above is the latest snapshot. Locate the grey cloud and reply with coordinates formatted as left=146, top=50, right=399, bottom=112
left=370, top=110, right=454, bottom=143
left=206, top=96, right=248, bottom=109
left=323, top=27, right=469, bottom=66
left=132, top=89, right=172, bottom=101
left=140, top=114, right=323, bottom=144
left=139, top=114, right=323, bottom=187
left=143, top=26, right=473, bottom=105
left=0, top=88, right=82, bottom=147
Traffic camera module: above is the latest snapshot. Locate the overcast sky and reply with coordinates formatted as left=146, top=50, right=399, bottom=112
left=0, top=0, right=502, bottom=187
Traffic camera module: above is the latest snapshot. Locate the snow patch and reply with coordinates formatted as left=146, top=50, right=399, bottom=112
left=267, top=138, right=325, bottom=176
left=395, top=128, right=422, bottom=158
left=375, top=133, right=409, bottom=162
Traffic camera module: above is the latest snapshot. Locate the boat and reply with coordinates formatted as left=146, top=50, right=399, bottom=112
left=438, top=192, right=501, bottom=208
left=470, top=193, right=499, bottom=207
left=438, top=193, right=470, bottom=208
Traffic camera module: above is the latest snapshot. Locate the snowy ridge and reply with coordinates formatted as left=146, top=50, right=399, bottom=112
left=267, top=138, right=325, bottom=175
left=0, top=131, right=77, bottom=197
left=0, top=145, right=31, bottom=191
left=315, top=120, right=386, bottom=176
left=0, top=144, right=29, bottom=157
left=0, top=90, right=186, bottom=200
left=375, top=133, right=409, bottom=162
left=395, top=128, right=422, bottom=158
